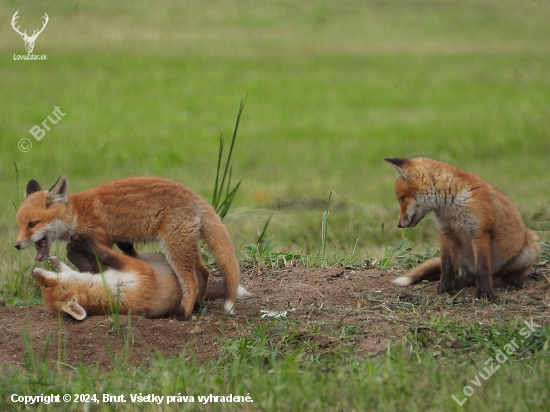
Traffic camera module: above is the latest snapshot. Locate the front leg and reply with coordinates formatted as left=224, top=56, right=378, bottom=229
left=437, top=232, right=458, bottom=294
left=67, top=233, right=125, bottom=273
left=67, top=235, right=100, bottom=272
left=472, top=234, right=497, bottom=300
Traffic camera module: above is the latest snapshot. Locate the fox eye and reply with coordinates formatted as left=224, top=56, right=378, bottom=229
left=28, top=221, right=39, bottom=228
left=399, top=196, right=406, bottom=203
left=44, top=284, right=51, bottom=288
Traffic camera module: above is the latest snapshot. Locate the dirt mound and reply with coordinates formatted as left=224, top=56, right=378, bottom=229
left=1, top=265, right=549, bottom=370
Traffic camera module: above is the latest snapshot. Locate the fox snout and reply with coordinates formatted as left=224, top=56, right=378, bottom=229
left=397, top=218, right=417, bottom=229
left=14, top=243, right=21, bottom=250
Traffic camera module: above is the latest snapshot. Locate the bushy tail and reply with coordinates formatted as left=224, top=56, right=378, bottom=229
left=200, top=206, right=241, bottom=313
left=392, top=257, right=442, bottom=286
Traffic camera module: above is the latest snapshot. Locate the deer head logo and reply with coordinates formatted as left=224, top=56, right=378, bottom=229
left=11, top=11, right=49, bottom=54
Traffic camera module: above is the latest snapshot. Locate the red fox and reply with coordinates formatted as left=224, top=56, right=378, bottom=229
left=15, top=176, right=241, bottom=319
left=32, top=233, right=250, bottom=320
left=385, top=157, right=539, bottom=300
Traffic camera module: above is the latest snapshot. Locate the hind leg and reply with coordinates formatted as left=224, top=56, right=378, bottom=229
left=161, top=238, right=200, bottom=320
left=194, top=258, right=210, bottom=310
left=501, top=274, right=525, bottom=290
left=497, top=239, right=539, bottom=291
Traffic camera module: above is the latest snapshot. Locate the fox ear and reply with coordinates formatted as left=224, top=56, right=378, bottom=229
left=61, top=299, right=87, bottom=320
left=46, top=175, right=68, bottom=207
left=25, top=179, right=42, bottom=198
left=384, top=158, right=410, bottom=179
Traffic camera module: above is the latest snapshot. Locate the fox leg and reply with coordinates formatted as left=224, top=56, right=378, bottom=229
left=161, top=238, right=200, bottom=320
left=472, top=235, right=497, bottom=300
left=67, top=235, right=101, bottom=272
left=194, top=258, right=210, bottom=310
left=498, top=237, right=540, bottom=290
left=437, top=232, right=458, bottom=294
left=68, top=238, right=140, bottom=273
left=68, top=233, right=155, bottom=275
left=116, top=241, right=207, bottom=305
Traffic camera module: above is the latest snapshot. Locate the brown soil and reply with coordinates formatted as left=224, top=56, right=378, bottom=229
left=1, top=264, right=549, bottom=371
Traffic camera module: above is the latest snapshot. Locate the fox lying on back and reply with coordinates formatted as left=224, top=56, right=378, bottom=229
left=33, top=233, right=250, bottom=320
left=385, top=157, right=539, bottom=300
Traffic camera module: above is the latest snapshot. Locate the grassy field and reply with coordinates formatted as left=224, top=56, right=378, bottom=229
left=1, top=0, right=550, bottom=410
left=2, top=0, right=550, bottom=260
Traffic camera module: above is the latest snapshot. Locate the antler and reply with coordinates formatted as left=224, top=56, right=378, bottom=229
left=11, top=11, right=27, bottom=37
left=29, top=13, right=49, bottom=40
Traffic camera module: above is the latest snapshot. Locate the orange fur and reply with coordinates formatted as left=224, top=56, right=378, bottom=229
left=33, top=254, right=249, bottom=320
left=16, top=176, right=241, bottom=319
left=385, top=158, right=539, bottom=299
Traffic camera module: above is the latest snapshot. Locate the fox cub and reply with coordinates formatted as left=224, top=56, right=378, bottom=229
left=16, top=176, right=241, bottom=319
left=385, top=157, right=539, bottom=300
left=33, top=233, right=250, bottom=320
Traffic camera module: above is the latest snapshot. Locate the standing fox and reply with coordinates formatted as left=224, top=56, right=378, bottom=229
left=385, top=157, right=539, bottom=300
left=33, top=233, right=250, bottom=320
left=15, top=176, right=241, bottom=319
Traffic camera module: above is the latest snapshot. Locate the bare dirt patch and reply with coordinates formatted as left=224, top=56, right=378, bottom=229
left=1, top=265, right=549, bottom=370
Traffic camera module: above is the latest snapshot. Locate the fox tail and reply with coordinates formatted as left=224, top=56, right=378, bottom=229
left=200, top=206, right=241, bottom=314
left=392, top=257, right=442, bottom=286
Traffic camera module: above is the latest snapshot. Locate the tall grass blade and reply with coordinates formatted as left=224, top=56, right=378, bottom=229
left=212, top=95, right=246, bottom=218
left=321, top=190, right=333, bottom=262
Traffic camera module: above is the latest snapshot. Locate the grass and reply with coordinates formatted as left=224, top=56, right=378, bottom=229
left=1, top=0, right=550, bottom=410
left=1, top=0, right=550, bottom=260
left=1, top=317, right=549, bottom=411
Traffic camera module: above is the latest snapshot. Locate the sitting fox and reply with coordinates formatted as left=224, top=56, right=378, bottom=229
left=32, top=233, right=250, bottom=320
left=15, top=175, right=241, bottom=319
left=385, top=157, right=539, bottom=300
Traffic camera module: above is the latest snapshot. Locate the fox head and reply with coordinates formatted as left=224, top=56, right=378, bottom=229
left=384, top=158, right=434, bottom=228
left=32, top=257, right=88, bottom=320
left=15, top=176, right=70, bottom=261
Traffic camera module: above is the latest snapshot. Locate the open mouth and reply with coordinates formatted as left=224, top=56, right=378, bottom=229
left=34, top=236, right=52, bottom=262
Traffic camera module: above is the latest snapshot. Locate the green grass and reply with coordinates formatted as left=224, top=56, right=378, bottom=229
left=2, top=0, right=550, bottom=410
left=1, top=318, right=549, bottom=411
left=1, top=0, right=550, bottom=260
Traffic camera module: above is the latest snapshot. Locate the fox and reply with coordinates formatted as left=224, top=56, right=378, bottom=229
left=15, top=175, right=241, bottom=319
left=384, top=157, right=539, bottom=300
left=32, top=233, right=250, bottom=320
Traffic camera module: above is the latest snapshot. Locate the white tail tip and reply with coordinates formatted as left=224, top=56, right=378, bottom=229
left=237, top=285, right=252, bottom=298
left=224, top=300, right=236, bottom=314
left=392, top=276, right=413, bottom=286
left=225, top=286, right=252, bottom=314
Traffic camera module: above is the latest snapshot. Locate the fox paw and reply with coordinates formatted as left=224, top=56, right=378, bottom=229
left=68, top=232, right=95, bottom=252
left=501, top=276, right=524, bottom=290
left=476, top=289, right=498, bottom=301
left=437, top=280, right=456, bottom=295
